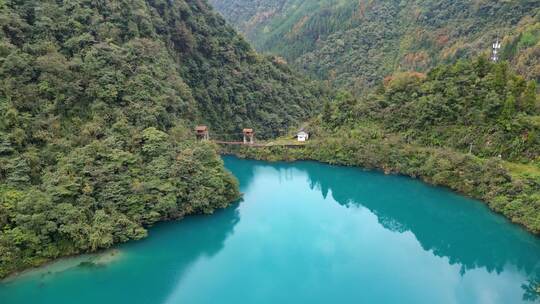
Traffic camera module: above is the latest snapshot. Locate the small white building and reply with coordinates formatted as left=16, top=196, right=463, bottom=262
left=297, top=131, right=309, bottom=142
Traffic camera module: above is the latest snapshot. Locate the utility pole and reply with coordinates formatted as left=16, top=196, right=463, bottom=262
left=491, top=38, right=501, bottom=62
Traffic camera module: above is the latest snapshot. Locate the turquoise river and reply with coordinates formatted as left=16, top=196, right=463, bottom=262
left=1, top=156, right=540, bottom=303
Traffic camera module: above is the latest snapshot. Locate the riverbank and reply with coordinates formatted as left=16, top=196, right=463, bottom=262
left=1, top=249, right=123, bottom=283
left=222, top=134, right=540, bottom=235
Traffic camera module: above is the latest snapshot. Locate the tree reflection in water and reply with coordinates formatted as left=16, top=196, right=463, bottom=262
left=225, top=157, right=540, bottom=301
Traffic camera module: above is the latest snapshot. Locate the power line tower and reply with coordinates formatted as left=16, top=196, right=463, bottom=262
left=491, top=38, right=502, bottom=62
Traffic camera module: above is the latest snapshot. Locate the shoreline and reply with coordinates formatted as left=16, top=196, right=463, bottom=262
left=1, top=249, right=123, bottom=284
left=3, top=148, right=537, bottom=282
left=221, top=143, right=540, bottom=237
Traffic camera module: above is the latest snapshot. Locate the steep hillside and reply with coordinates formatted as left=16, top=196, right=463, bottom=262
left=0, top=0, right=323, bottom=278
left=210, top=0, right=540, bottom=91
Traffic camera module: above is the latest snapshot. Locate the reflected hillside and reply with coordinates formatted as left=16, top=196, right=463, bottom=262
left=302, top=161, right=540, bottom=275
left=234, top=158, right=540, bottom=280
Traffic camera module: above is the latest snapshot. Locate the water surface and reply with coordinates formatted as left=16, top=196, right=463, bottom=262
left=1, top=156, right=540, bottom=303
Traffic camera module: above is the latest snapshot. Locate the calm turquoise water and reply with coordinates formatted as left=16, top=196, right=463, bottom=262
left=1, top=156, right=540, bottom=304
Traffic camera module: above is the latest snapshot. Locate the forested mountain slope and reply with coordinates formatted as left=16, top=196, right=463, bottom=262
left=0, top=0, right=324, bottom=278
left=324, top=59, right=539, bottom=162
left=210, top=0, right=540, bottom=91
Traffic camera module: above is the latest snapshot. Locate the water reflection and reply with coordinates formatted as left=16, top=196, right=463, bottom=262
left=224, top=157, right=540, bottom=302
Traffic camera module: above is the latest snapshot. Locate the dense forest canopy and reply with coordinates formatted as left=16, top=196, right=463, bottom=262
left=324, top=59, right=540, bottom=161
left=210, top=0, right=540, bottom=92
left=0, top=0, right=325, bottom=278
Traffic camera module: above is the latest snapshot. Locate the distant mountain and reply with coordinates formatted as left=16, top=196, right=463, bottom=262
left=210, top=0, right=540, bottom=92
